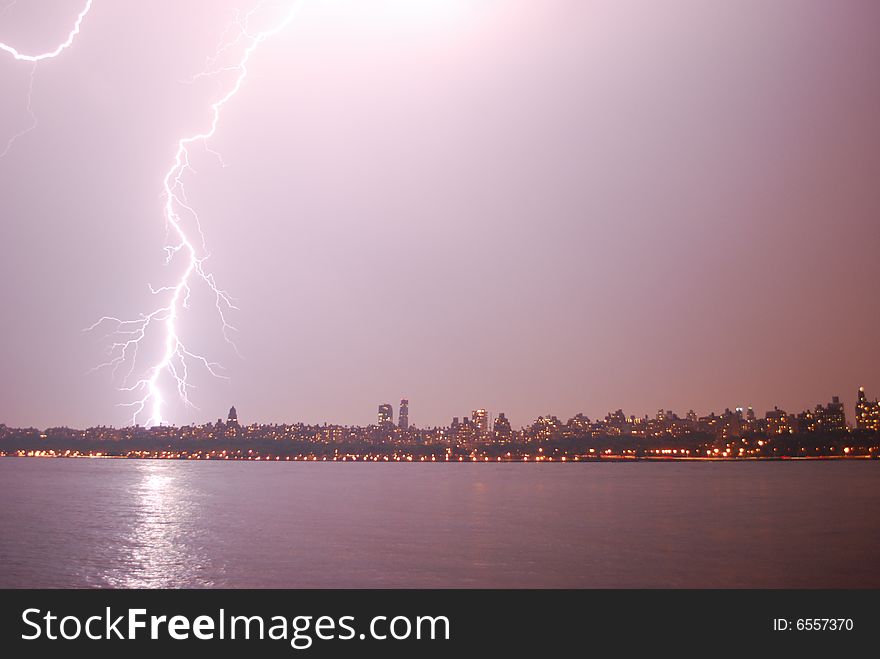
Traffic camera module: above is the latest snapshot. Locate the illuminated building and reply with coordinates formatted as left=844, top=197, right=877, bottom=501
left=452, top=415, right=479, bottom=445
left=855, top=387, right=880, bottom=431
left=799, top=396, right=847, bottom=433
left=566, top=413, right=591, bottom=434
left=530, top=415, right=563, bottom=441
left=398, top=398, right=409, bottom=430
left=765, top=407, right=793, bottom=435
left=493, top=412, right=512, bottom=442
left=697, top=412, right=719, bottom=435
left=223, top=405, right=240, bottom=437
left=378, top=404, right=393, bottom=426
left=714, top=408, right=747, bottom=439
left=604, top=409, right=629, bottom=435
left=819, top=396, right=847, bottom=432
left=472, top=409, right=488, bottom=435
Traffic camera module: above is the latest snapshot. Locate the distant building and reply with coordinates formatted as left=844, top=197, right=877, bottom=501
left=765, top=407, right=793, bottom=435
left=856, top=387, right=880, bottom=432
left=567, top=413, right=591, bottom=433
left=799, top=396, right=847, bottom=433
left=398, top=399, right=409, bottom=430
left=472, top=409, right=488, bottom=435
left=605, top=409, right=629, bottom=435
left=493, top=412, right=512, bottom=441
left=378, top=404, right=393, bottom=426
left=530, top=415, right=563, bottom=441
left=227, top=405, right=239, bottom=427
left=451, top=415, right=479, bottom=445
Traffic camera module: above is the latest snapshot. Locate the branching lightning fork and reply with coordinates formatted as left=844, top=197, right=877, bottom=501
left=87, top=1, right=306, bottom=427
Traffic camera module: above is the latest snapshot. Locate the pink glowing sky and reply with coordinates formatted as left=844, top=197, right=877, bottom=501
left=1, top=0, right=879, bottom=429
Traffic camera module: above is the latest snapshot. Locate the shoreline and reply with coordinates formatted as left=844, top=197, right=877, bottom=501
left=1, top=454, right=876, bottom=462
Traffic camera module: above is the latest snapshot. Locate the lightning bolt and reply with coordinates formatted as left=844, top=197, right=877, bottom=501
left=0, top=0, right=94, bottom=157
left=88, top=1, right=306, bottom=427
left=0, top=0, right=93, bottom=61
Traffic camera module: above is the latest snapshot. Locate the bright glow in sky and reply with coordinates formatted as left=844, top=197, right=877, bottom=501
left=324, top=0, right=476, bottom=29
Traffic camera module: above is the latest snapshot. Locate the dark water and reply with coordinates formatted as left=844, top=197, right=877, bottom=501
left=0, top=459, right=877, bottom=588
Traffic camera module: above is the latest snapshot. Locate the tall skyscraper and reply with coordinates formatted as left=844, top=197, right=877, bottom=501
left=227, top=405, right=239, bottom=427
left=378, top=404, right=393, bottom=426
left=398, top=398, right=409, bottom=430
left=472, top=409, right=488, bottom=435
left=856, top=387, right=880, bottom=431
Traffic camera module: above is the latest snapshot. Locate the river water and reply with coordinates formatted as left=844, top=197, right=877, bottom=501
left=1, top=459, right=877, bottom=588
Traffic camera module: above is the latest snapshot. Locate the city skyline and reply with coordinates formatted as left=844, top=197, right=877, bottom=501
left=4, top=385, right=878, bottom=464
left=4, top=385, right=879, bottom=434
left=2, top=1, right=879, bottom=429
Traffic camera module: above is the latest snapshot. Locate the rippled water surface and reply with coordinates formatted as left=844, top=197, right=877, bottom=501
left=1, top=459, right=877, bottom=588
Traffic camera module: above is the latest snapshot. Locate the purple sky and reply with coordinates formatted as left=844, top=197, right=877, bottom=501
left=1, top=0, right=879, bottom=429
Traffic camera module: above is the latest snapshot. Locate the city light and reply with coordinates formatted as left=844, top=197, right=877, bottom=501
left=2, top=388, right=878, bottom=462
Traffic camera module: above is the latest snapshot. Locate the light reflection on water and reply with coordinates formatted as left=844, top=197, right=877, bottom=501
left=1, top=459, right=879, bottom=588
left=96, top=461, right=225, bottom=588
